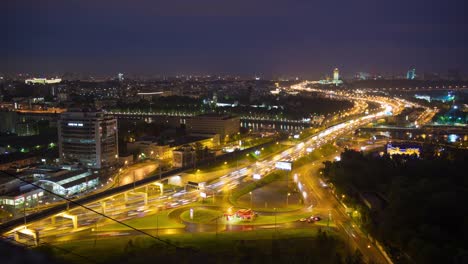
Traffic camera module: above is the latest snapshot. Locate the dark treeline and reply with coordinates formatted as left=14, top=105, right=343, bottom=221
left=349, top=79, right=468, bottom=89
left=322, top=147, right=468, bottom=264
left=112, top=95, right=353, bottom=119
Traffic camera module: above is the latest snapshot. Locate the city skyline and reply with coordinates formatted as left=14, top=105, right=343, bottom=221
left=3, top=0, right=467, bottom=78
left=1, top=1, right=467, bottom=263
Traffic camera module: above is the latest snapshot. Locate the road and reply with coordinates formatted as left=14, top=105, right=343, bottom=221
left=294, top=140, right=389, bottom=264
left=3, top=85, right=429, bottom=263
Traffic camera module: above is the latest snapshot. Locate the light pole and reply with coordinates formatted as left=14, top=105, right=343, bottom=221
left=215, top=217, right=218, bottom=238
left=274, top=208, right=277, bottom=234
left=286, top=192, right=291, bottom=207
left=23, top=202, right=27, bottom=226
left=159, top=165, right=162, bottom=180
left=133, top=171, right=136, bottom=190
left=249, top=192, right=253, bottom=209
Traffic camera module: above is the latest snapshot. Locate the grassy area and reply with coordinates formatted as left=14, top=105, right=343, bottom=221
left=220, top=212, right=313, bottom=226
left=229, top=171, right=287, bottom=205
left=178, top=206, right=311, bottom=225
left=180, top=208, right=223, bottom=224
left=253, top=205, right=303, bottom=213
left=186, top=140, right=289, bottom=174
left=98, top=210, right=184, bottom=231
left=293, top=143, right=339, bottom=168
left=241, top=136, right=272, bottom=148
left=40, top=228, right=348, bottom=264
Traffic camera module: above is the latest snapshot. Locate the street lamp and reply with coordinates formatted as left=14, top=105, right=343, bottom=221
left=286, top=192, right=291, bottom=207
left=274, top=208, right=277, bottom=234
left=249, top=192, right=253, bottom=208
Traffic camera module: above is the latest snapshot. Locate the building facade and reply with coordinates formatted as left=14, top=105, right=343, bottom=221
left=58, top=109, right=118, bottom=169
left=172, top=146, right=196, bottom=168
left=186, top=114, right=240, bottom=139
left=407, top=68, right=416, bottom=80
left=333, top=68, right=340, bottom=81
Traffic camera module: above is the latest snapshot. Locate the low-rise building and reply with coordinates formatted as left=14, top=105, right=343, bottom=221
left=127, top=133, right=220, bottom=165
left=0, top=166, right=98, bottom=208
left=172, top=146, right=196, bottom=168
left=186, top=114, right=240, bottom=139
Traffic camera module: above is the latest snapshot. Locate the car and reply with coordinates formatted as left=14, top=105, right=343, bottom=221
left=311, top=216, right=321, bottom=221
left=299, top=218, right=307, bottom=222
left=306, top=216, right=321, bottom=223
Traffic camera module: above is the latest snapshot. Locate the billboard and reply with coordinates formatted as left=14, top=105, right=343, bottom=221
left=275, top=161, right=292, bottom=171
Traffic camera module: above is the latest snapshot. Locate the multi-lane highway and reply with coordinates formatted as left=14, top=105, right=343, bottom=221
left=2, top=84, right=429, bottom=263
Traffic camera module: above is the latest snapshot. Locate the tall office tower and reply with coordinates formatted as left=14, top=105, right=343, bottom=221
left=117, top=73, right=124, bottom=82
left=333, top=68, right=340, bottom=81
left=407, top=68, right=416, bottom=80
left=58, top=109, right=118, bottom=169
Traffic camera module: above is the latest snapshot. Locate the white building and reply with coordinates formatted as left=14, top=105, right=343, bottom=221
left=186, top=114, right=240, bottom=140
left=58, top=109, right=118, bottom=169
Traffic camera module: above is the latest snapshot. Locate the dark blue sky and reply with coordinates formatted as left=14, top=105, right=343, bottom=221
left=3, top=0, right=468, bottom=78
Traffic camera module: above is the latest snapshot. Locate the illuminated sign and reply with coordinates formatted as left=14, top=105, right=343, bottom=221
left=386, top=144, right=420, bottom=157
left=275, top=161, right=292, bottom=171
left=67, top=122, right=83, bottom=127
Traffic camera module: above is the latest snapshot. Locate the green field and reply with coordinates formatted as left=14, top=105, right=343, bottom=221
left=98, top=211, right=185, bottom=231
left=180, top=208, right=223, bottom=224
left=293, top=143, right=339, bottom=168
left=39, top=228, right=350, bottom=264
left=229, top=171, right=287, bottom=204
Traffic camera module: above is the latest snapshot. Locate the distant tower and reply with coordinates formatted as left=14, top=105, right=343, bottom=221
left=117, top=73, right=124, bottom=82
left=333, top=68, right=340, bottom=81
left=406, top=68, right=416, bottom=80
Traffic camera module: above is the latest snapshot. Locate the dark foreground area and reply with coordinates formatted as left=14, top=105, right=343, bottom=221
left=323, top=146, right=468, bottom=264
left=3, top=228, right=365, bottom=264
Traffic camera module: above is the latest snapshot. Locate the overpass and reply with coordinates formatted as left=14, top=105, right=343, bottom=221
left=358, top=125, right=468, bottom=135
left=0, top=136, right=285, bottom=233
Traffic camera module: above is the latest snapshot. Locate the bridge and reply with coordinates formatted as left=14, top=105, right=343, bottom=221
left=112, top=111, right=312, bottom=127
left=358, top=125, right=468, bottom=135
left=14, top=110, right=314, bottom=131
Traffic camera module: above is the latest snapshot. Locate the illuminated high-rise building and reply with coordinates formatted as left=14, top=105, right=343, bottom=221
left=117, top=73, right=124, bottom=82
left=407, top=68, right=416, bottom=80
left=58, top=109, right=118, bottom=169
left=333, top=68, right=340, bottom=81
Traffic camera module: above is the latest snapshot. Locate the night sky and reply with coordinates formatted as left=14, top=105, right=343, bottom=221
left=3, top=0, right=468, bottom=78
